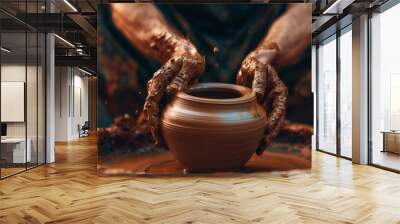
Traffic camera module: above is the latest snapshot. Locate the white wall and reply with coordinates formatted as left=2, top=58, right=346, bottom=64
left=1, top=65, right=26, bottom=139
left=54, top=67, right=89, bottom=141
left=72, top=73, right=89, bottom=138
left=1, top=63, right=46, bottom=163
left=1, top=65, right=40, bottom=138
left=55, top=66, right=69, bottom=141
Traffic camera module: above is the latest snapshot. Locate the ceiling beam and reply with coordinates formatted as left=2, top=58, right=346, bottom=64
left=312, top=15, right=336, bottom=34
left=322, top=0, right=356, bottom=15
left=55, top=55, right=96, bottom=72
left=10, top=13, right=83, bottom=32
left=67, top=13, right=97, bottom=39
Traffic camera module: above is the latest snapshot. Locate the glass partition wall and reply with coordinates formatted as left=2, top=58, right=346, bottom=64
left=315, top=0, right=400, bottom=171
left=370, top=3, right=400, bottom=171
left=316, top=25, right=353, bottom=159
left=0, top=2, right=46, bottom=179
left=317, top=35, right=337, bottom=155
left=339, top=27, right=352, bottom=159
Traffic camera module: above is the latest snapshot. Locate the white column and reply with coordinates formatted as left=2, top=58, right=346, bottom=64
left=45, top=0, right=56, bottom=163
left=46, top=32, right=55, bottom=163
left=352, top=14, right=369, bottom=164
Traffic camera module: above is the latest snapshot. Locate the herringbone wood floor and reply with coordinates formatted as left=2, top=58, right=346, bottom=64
left=1, top=136, right=400, bottom=224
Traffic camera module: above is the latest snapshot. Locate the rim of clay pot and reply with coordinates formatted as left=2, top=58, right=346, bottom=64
left=177, top=83, right=255, bottom=104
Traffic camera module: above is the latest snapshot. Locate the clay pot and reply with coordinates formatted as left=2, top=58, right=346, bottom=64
left=161, top=83, right=267, bottom=172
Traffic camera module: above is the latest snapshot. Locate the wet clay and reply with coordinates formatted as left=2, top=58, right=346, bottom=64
left=111, top=4, right=205, bottom=145
left=237, top=47, right=288, bottom=154
left=110, top=4, right=311, bottom=150
left=161, top=83, right=267, bottom=172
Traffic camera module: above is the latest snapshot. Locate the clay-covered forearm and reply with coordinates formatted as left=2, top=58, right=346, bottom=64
left=111, top=3, right=197, bottom=63
left=112, top=4, right=205, bottom=145
left=260, top=4, right=311, bottom=67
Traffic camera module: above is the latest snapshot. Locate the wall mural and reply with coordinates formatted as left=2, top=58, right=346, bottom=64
left=97, top=3, right=313, bottom=174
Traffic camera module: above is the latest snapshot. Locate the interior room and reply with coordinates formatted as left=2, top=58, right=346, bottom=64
left=370, top=3, right=400, bottom=171
left=54, top=66, right=93, bottom=142
left=0, top=0, right=400, bottom=223
left=314, top=0, right=400, bottom=171
left=0, top=8, right=46, bottom=178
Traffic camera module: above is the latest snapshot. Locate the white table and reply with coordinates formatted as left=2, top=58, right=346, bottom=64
left=1, top=138, right=31, bottom=163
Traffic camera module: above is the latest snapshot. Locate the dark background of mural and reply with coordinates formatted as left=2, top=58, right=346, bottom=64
left=97, top=3, right=312, bottom=174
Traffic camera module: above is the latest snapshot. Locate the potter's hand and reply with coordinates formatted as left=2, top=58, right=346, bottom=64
left=236, top=3, right=311, bottom=154
left=143, top=41, right=205, bottom=145
left=236, top=44, right=288, bottom=154
left=111, top=4, right=205, bottom=145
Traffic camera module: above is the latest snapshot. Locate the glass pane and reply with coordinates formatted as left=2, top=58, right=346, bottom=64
left=27, top=30, right=38, bottom=169
left=38, top=33, right=45, bottom=165
left=26, top=0, right=39, bottom=169
left=0, top=1, right=46, bottom=178
left=1, top=30, right=27, bottom=177
left=317, top=36, right=337, bottom=154
left=371, top=4, right=400, bottom=171
left=339, top=28, right=352, bottom=158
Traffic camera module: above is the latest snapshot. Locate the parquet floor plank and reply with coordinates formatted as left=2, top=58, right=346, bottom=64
left=1, top=136, right=400, bottom=223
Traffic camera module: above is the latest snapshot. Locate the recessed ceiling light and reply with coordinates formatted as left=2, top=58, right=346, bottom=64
left=54, top=34, right=75, bottom=48
left=78, top=67, right=93, bottom=76
left=1, top=47, right=11, bottom=53
left=323, top=0, right=354, bottom=15
left=63, top=0, right=78, bottom=12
